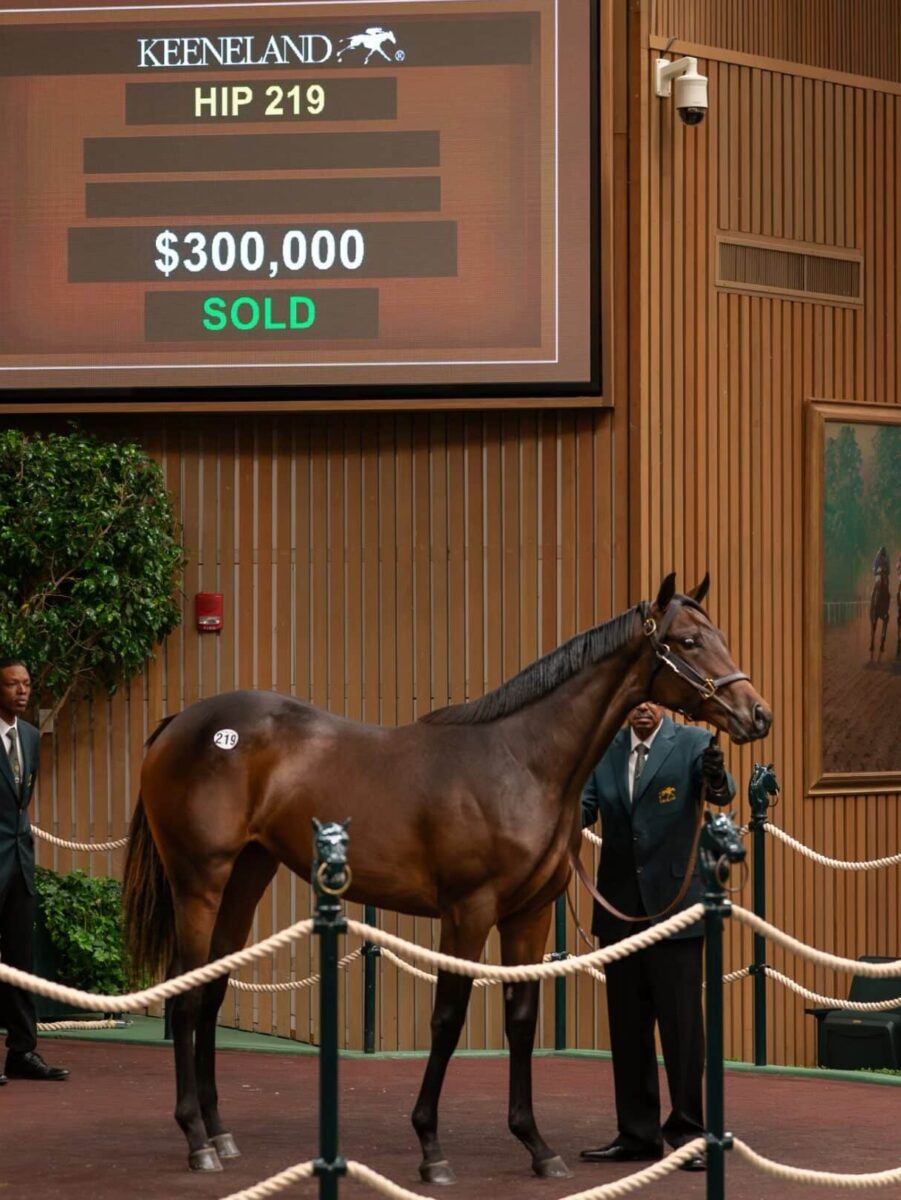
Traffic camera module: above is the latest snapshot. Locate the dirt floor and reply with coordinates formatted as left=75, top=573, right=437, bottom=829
left=822, top=619, right=901, bottom=773
left=2, top=1040, right=899, bottom=1199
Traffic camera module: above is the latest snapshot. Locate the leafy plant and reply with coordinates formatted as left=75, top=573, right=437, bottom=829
left=0, top=427, right=184, bottom=727
left=34, top=866, right=130, bottom=994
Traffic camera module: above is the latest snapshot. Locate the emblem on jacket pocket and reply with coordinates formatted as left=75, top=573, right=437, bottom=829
left=658, top=786, right=676, bottom=804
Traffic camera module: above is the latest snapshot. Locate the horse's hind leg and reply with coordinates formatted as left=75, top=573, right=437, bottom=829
left=169, top=886, right=230, bottom=1171
left=411, top=909, right=491, bottom=1185
left=499, top=904, right=571, bottom=1179
left=196, top=843, right=278, bottom=1159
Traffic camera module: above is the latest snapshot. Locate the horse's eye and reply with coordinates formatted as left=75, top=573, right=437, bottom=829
left=682, top=637, right=697, bottom=649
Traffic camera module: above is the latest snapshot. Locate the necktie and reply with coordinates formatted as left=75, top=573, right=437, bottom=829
left=632, top=743, right=648, bottom=800
left=7, top=729, right=21, bottom=789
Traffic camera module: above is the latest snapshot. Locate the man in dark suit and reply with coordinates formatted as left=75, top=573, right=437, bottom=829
left=579, top=701, right=734, bottom=1173
left=0, top=657, right=69, bottom=1083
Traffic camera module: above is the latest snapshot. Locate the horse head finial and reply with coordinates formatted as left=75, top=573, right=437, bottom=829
left=312, top=818, right=352, bottom=897
left=699, top=809, right=746, bottom=891
left=748, top=762, right=780, bottom=820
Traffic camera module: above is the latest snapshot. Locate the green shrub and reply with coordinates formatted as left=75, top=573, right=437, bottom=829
left=34, top=866, right=129, bottom=994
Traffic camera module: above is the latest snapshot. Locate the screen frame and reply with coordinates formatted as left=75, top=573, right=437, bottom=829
left=0, top=0, right=603, bottom=411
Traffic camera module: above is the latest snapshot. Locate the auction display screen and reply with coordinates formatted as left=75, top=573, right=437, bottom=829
left=0, top=0, right=598, bottom=396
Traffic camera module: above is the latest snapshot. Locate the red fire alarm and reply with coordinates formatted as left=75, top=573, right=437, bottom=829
left=195, top=592, right=224, bottom=632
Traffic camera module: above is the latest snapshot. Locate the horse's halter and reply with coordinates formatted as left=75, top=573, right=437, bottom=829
left=637, top=597, right=749, bottom=721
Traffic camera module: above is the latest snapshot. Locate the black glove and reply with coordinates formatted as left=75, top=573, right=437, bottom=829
left=701, top=741, right=727, bottom=792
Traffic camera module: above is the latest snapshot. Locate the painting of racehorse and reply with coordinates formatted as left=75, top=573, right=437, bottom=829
left=806, top=402, right=901, bottom=792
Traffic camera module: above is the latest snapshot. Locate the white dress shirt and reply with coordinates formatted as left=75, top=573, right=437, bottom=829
left=628, top=720, right=662, bottom=800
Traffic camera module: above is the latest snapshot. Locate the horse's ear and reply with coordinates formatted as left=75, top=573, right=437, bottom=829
left=655, top=573, right=677, bottom=611
left=312, top=817, right=322, bottom=831
left=688, top=572, right=710, bottom=605
left=342, top=816, right=352, bottom=830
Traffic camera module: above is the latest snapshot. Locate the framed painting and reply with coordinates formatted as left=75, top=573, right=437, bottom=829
left=806, top=401, right=901, bottom=794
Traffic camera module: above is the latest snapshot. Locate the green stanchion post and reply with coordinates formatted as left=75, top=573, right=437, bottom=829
left=363, top=903, right=378, bottom=1055
left=699, top=810, right=745, bottom=1200
left=747, top=764, right=780, bottom=1068
left=553, top=894, right=568, bottom=1050
left=312, top=818, right=350, bottom=1200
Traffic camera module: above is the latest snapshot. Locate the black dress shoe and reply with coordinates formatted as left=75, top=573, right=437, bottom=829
left=5, top=1051, right=69, bottom=1081
left=580, top=1141, right=662, bottom=1163
left=0, top=1074, right=7, bottom=1086
left=678, top=1152, right=707, bottom=1172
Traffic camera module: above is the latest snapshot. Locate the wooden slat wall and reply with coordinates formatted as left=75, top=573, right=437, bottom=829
left=635, top=8, right=901, bottom=1065
left=652, top=0, right=901, bottom=85
left=30, top=410, right=623, bottom=1051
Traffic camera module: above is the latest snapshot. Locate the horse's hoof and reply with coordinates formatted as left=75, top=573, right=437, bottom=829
left=188, top=1146, right=223, bottom=1172
left=211, top=1133, right=241, bottom=1159
left=419, top=1159, right=456, bottom=1185
left=533, top=1155, right=572, bottom=1179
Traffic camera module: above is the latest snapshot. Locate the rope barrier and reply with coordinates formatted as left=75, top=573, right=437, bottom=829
left=763, top=824, right=901, bottom=871
left=732, top=1137, right=901, bottom=1188
left=36, top=1019, right=127, bottom=1031
left=582, top=828, right=603, bottom=848
left=347, top=907, right=705, bottom=982
left=219, top=1142, right=707, bottom=1200
left=761, top=965, right=901, bottom=1012
left=31, top=826, right=128, bottom=852
left=228, top=948, right=362, bottom=992
left=735, top=907, right=901, bottom=977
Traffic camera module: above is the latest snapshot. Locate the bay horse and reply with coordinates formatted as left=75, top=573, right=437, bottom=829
left=122, top=573, right=771, bottom=1179
left=870, top=567, right=891, bottom=657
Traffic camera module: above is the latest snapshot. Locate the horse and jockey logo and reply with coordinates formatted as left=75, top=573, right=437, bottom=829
left=336, top=26, right=403, bottom=64
left=658, top=785, right=676, bottom=804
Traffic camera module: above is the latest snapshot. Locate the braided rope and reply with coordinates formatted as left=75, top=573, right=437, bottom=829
left=733, top=1137, right=901, bottom=1187
left=763, top=824, right=901, bottom=871
left=721, top=967, right=752, bottom=985
left=0, top=907, right=704, bottom=1012
left=582, top=828, right=603, bottom=848
left=762, top=965, right=901, bottom=1011
left=220, top=1143, right=706, bottom=1200
left=220, top=1160, right=315, bottom=1199
left=228, top=949, right=362, bottom=992
left=0, top=917, right=315, bottom=1011
left=734, top=908, right=901, bottom=976
left=31, top=826, right=129, bottom=852
left=36, top=1019, right=126, bottom=1031
left=347, top=906, right=704, bottom=982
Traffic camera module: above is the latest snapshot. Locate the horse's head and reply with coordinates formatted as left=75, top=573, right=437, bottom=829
left=641, top=572, right=772, bottom=744
left=749, top=762, right=780, bottom=806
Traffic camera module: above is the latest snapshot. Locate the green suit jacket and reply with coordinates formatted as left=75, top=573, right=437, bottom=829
left=0, top=718, right=39, bottom=897
left=580, top=715, right=734, bottom=944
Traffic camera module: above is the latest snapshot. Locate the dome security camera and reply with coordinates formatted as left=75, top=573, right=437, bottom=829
left=655, top=55, right=708, bottom=126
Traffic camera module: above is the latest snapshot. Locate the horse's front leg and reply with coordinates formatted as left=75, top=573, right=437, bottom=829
left=411, top=908, right=491, bottom=1185
left=498, top=904, right=572, bottom=1179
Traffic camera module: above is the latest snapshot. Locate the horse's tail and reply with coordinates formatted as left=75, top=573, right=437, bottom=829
left=122, top=716, right=178, bottom=984
left=122, top=796, right=174, bottom=985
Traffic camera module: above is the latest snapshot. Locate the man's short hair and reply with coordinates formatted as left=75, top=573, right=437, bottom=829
left=0, top=657, right=28, bottom=672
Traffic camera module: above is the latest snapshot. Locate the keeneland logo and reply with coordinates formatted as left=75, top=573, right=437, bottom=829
left=658, top=786, right=676, bottom=804
left=336, top=26, right=401, bottom=64
left=136, top=26, right=404, bottom=69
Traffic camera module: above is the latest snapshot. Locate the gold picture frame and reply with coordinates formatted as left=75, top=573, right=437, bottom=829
left=805, top=400, right=901, bottom=795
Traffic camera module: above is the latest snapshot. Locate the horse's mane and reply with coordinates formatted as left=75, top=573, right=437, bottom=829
left=421, top=606, right=640, bottom=726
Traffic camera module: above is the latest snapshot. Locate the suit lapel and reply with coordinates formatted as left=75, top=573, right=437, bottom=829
left=610, top=729, right=631, bottom=814
left=634, top=716, right=677, bottom=804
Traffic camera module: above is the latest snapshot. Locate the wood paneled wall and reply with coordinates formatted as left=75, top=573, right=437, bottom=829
left=652, top=0, right=901, bottom=85
left=23, top=0, right=901, bottom=1068
left=635, top=6, right=901, bottom=1066
left=31, top=410, right=624, bottom=1050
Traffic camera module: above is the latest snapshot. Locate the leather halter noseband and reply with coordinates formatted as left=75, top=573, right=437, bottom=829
left=637, top=597, right=749, bottom=721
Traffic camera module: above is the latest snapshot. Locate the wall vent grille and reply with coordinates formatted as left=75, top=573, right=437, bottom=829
left=717, top=239, right=862, bottom=304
